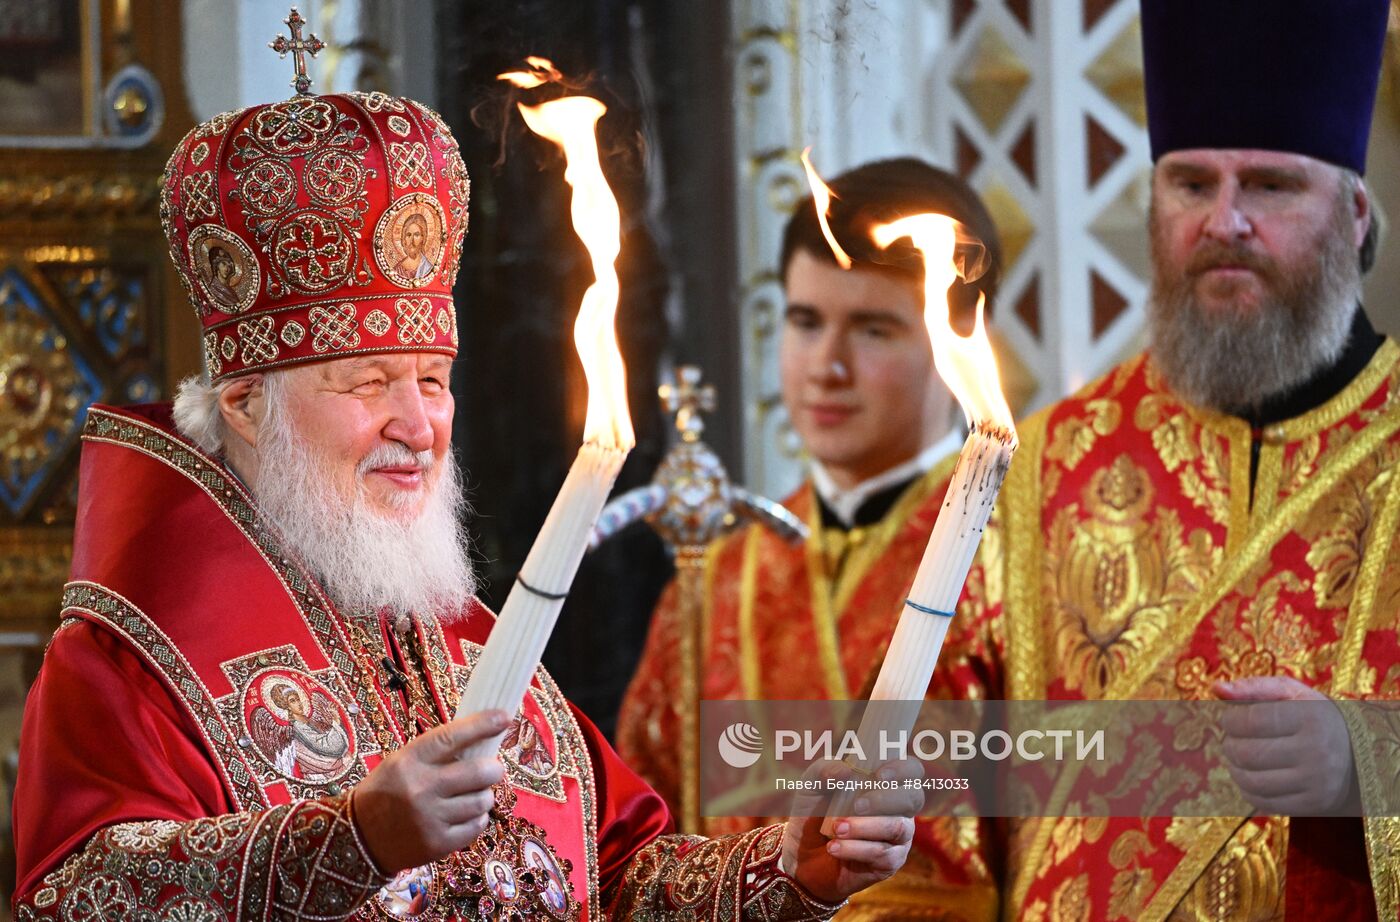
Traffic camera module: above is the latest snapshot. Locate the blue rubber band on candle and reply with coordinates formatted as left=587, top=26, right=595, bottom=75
left=904, top=598, right=955, bottom=617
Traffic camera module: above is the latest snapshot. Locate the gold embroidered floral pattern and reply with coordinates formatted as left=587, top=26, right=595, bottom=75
left=1048, top=456, right=1215, bottom=697
left=107, top=820, right=182, bottom=852
left=1151, top=412, right=1197, bottom=474
left=1278, top=433, right=1321, bottom=497
left=192, top=107, right=247, bottom=140
left=1106, top=829, right=1157, bottom=919
left=1301, top=446, right=1400, bottom=612
left=364, top=309, right=392, bottom=338
left=249, top=97, right=338, bottom=154
left=1178, top=430, right=1231, bottom=529
left=1046, top=399, right=1122, bottom=472
left=1175, top=569, right=1327, bottom=698
left=281, top=320, right=306, bottom=347
left=1050, top=873, right=1090, bottom=922
left=1164, top=820, right=1283, bottom=922
left=607, top=825, right=845, bottom=921
left=238, top=159, right=297, bottom=216
left=14, top=795, right=386, bottom=922
left=273, top=212, right=357, bottom=292
left=1002, top=350, right=1400, bottom=919
left=1134, top=390, right=1234, bottom=527
left=227, top=98, right=373, bottom=301
left=306, top=150, right=366, bottom=207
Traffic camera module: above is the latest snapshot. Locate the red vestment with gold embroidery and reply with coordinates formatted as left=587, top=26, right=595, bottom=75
left=963, top=345, right=1400, bottom=921
left=618, top=464, right=1003, bottom=922
left=13, top=405, right=844, bottom=922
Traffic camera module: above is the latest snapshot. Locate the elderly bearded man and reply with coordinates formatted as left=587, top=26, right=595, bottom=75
left=10, top=70, right=918, bottom=922
left=943, top=0, right=1400, bottom=918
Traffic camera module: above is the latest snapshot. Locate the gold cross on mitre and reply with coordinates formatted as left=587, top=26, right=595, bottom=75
left=268, top=7, right=326, bottom=96
left=659, top=366, right=716, bottom=443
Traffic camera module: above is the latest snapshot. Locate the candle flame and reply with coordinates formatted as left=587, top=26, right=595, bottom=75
left=799, top=148, right=852, bottom=270
left=516, top=94, right=634, bottom=449
left=872, top=214, right=1016, bottom=436
left=498, top=56, right=564, bottom=89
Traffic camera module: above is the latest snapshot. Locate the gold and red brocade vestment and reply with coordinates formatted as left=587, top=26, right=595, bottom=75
left=618, top=464, right=1004, bottom=922
left=12, top=405, right=844, bottom=922
left=973, top=344, right=1400, bottom=921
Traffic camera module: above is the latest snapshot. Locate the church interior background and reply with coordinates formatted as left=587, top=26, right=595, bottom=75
left=1, top=0, right=1399, bottom=911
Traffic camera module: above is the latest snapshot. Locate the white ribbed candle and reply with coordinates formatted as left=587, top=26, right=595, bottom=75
left=454, top=440, right=627, bottom=756
left=869, top=423, right=1012, bottom=701
left=822, top=423, right=1013, bottom=832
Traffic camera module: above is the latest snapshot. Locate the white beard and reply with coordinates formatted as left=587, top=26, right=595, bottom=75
left=253, top=377, right=476, bottom=622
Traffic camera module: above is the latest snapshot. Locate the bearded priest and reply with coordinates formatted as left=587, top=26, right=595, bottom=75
left=10, top=41, right=918, bottom=922
left=960, top=0, right=1400, bottom=917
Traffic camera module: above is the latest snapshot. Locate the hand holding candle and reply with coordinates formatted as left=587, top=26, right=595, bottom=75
left=453, top=62, right=633, bottom=756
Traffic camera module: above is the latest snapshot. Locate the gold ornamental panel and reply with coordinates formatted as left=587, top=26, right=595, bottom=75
left=0, top=1, right=195, bottom=913
left=0, top=0, right=195, bottom=637
left=954, top=25, right=1033, bottom=137
left=979, top=177, right=1036, bottom=273
left=1084, top=16, right=1147, bottom=127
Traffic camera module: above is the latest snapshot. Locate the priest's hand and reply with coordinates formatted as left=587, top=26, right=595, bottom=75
left=351, top=709, right=511, bottom=873
left=780, top=760, right=923, bottom=905
left=1216, top=676, right=1360, bottom=815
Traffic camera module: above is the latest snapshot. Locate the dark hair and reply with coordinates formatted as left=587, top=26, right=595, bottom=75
left=780, top=157, right=1002, bottom=321
left=208, top=245, right=233, bottom=268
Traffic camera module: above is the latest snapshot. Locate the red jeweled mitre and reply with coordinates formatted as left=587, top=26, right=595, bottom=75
left=159, top=89, right=468, bottom=381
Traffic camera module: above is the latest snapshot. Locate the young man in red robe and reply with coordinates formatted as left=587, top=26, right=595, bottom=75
left=956, top=1, right=1400, bottom=917
left=10, top=40, right=920, bottom=922
left=618, top=159, right=1006, bottom=921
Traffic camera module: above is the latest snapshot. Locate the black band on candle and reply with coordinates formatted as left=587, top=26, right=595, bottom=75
left=516, top=573, right=568, bottom=601
left=904, top=598, right=955, bottom=617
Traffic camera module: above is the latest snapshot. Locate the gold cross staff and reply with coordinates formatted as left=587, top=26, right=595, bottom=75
left=590, top=366, right=807, bottom=833
left=658, top=366, right=716, bottom=444
left=268, top=7, right=326, bottom=96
